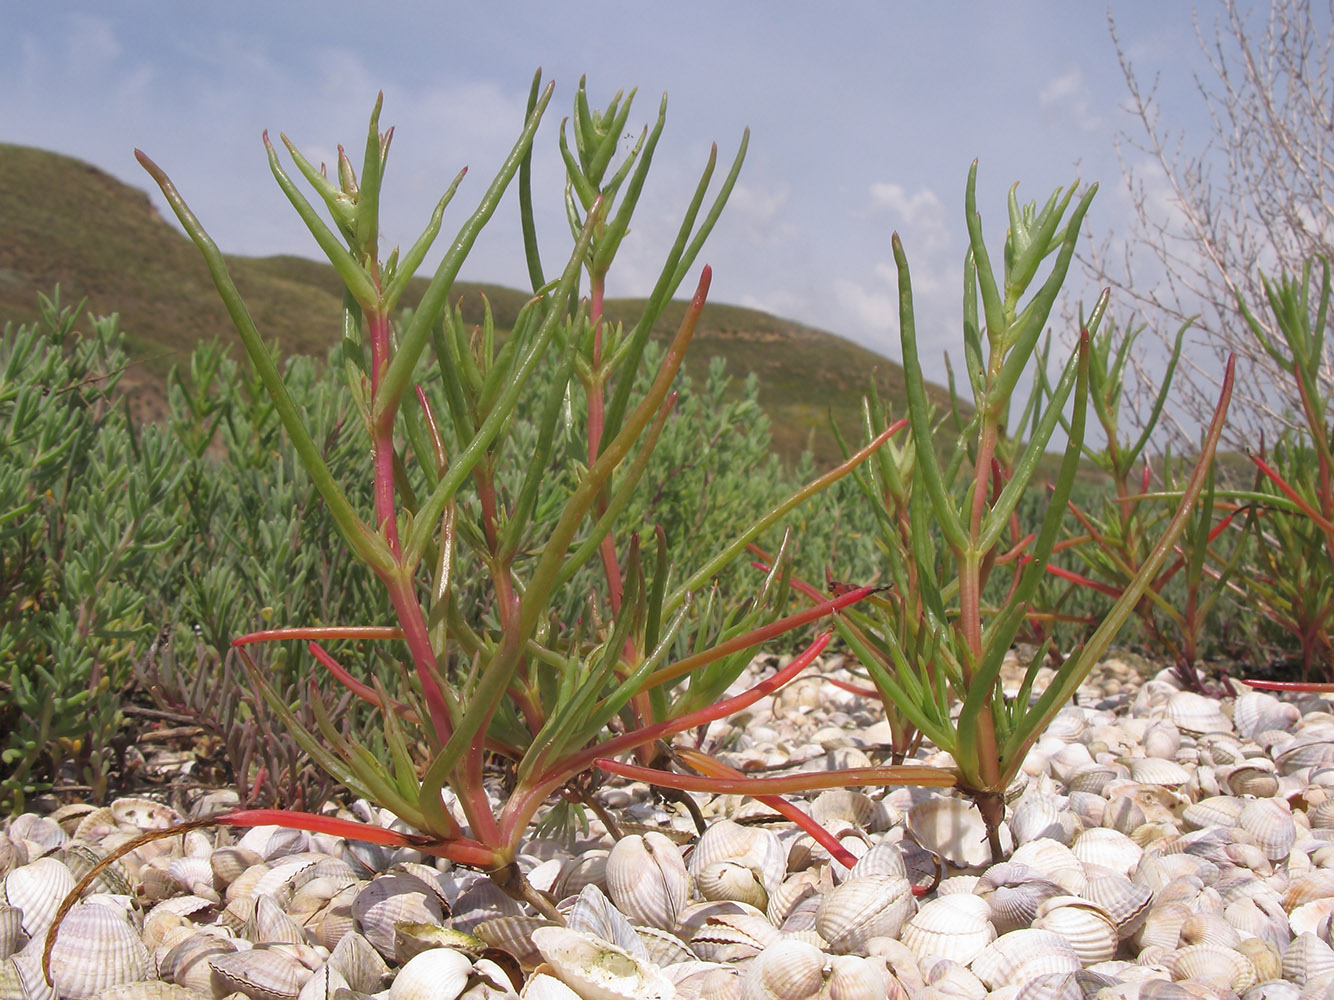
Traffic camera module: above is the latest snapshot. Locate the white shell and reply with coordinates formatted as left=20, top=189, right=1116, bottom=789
left=387, top=948, right=473, bottom=1000
left=899, top=893, right=995, bottom=966
left=814, top=875, right=915, bottom=953
left=532, top=926, right=675, bottom=1000
left=906, top=799, right=1006, bottom=868
left=688, top=821, right=786, bottom=901
left=1, top=857, right=77, bottom=938
left=969, top=928, right=1081, bottom=990
left=605, top=834, right=689, bottom=931
left=1031, top=895, right=1117, bottom=965
left=48, top=901, right=151, bottom=1000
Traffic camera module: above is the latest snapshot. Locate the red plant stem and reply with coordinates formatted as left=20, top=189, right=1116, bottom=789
left=218, top=809, right=503, bottom=869
left=645, top=584, right=878, bottom=690
left=306, top=641, right=420, bottom=722
left=1243, top=678, right=1334, bottom=692
left=498, top=631, right=836, bottom=844
left=233, top=626, right=405, bottom=646
left=1251, top=452, right=1334, bottom=534
left=1046, top=563, right=1125, bottom=599
left=827, top=676, right=878, bottom=697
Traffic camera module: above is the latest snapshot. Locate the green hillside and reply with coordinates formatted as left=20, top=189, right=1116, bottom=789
left=0, top=142, right=951, bottom=465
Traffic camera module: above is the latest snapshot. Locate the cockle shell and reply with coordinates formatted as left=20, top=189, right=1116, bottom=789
left=1237, top=799, right=1295, bottom=861
left=1082, top=874, right=1152, bottom=941
left=531, top=926, right=674, bottom=1000
left=1166, top=692, right=1232, bottom=736
left=974, top=862, right=1065, bottom=935
left=48, top=901, right=152, bottom=1000
left=387, top=948, right=473, bottom=1000
left=208, top=945, right=316, bottom=1000
left=740, top=939, right=827, bottom=1000
left=688, top=821, right=786, bottom=902
left=160, top=931, right=237, bottom=996
left=1008, top=794, right=1079, bottom=847
left=0, top=909, right=23, bottom=964
left=1070, top=827, right=1143, bottom=877
left=1006, top=840, right=1086, bottom=895
left=605, top=834, right=689, bottom=931
left=1282, top=932, right=1334, bottom=986
left=1031, top=896, right=1118, bottom=965
left=969, top=929, right=1081, bottom=990
left=899, top=893, right=995, bottom=966
left=353, top=872, right=446, bottom=958
left=815, top=875, right=915, bottom=953
left=906, top=799, right=1004, bottom=868
left=1, top=857, right=77, bottom=939
left=1167, top=944, right=1257, bottom=991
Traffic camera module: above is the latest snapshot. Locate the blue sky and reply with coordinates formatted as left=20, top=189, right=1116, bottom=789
left=4, top=3, right=1221, bottom=385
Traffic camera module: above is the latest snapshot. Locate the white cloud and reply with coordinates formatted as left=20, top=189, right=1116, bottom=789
left=867, top=182, right=950, bottom=257
left=1039, top=68, right=1103, bottom=133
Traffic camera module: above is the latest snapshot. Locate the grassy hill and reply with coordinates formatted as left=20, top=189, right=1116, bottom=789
left=0, top=142, right=953, bottom=465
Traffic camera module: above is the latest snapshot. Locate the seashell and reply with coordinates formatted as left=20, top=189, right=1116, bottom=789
left=688, top=821, right=786, bottom=901
left=687, top=911, right=780, bottom=963
left=327, top=930, right=390, bottom=993
left=295, top=962, right=346, bottom=1000
left=69, top=807, right=119, bottom=844
left=1237, top=937, right=1283, bottom=984
left=1082, top=874, right=1152, bottom=940
left=1071, top=827, right=1143, bottom=877
left=352, top=872, right=445, bottom=958
left=236, top=826, right=310, bottom=862
left=110, top=798, right=182, bottom=831
left=906, top=798, right=1006, bottom=868
left=531, top=926, right=674, bottom=1000
left=208, top=946, right=314, bottom=1000
left=1167, top=943, right=1257, bottom=991
left=1066, top=764, right=1122, bottom=797
left=1282, top=931, right=1334, bottom=986
left=636, top=925, right=699, bottom=968
left=1284, top=870, right=1334, bottom=910
left=605, top=834, right=689, bottom=931
left=1143, top=722, right=1183, bottom=759
left=1237, top=798, right=1295, bottom=861
left=1181, top=796, right=1244, bottom=830
left=1166, top=692, right=1232, bottom=736
left=740, top=938, right=827, bottom=1000
left=48, top=901, right=152, bottom=1000
left=474, top=915, right=554, bottom=967
left=1008, top=795, right=1078, bottom=846
left=387, top=948, right=473, bottom=1000
left=695, top=862, right=768, bottom=910
left=969, top=928, right=1081, bottom=990
left=809, top=790, right=885, bottom=831
left=1220, top=762, right=1281, bottom=798
left=767, top=869, right=829, bottom=929
left=899, top=893, right=995, bottom=966
left=0, top=905, right=26, bottom=960
left=211, top=848, right=266, bottom=888
left=1274, top=735, right=1334, bottom=774
left=0, top=837, right=29, bottom=880
left=1125, top=757, right=1192, bottom=786
left=1233, top=691, right=1300, bottom=739
left=1, top=856, right=77, bottom=938
left=815, top=874, right=915, bottom=953
left=246, top=893, right=309, bottom=946
left=160, top=931, right=237, bottom=996
left=551, top=852, right=608, bottom=903
left=1031, top=895, right=1118, bottom=965
left=1007, top=840, right=1086, bottom=895
left=974, top=862, right=1064, bottom=935
left=99, top=982, right=213, bottom=1000
left=521, top=973, right=584, bottom=1000
left=564, top=884, right=646, bottom=960
left=167, top=856, right=219, bottom=902
left=1136, top=900, right=1191, bottom=951
left=7, top=815, right=68, bottom=855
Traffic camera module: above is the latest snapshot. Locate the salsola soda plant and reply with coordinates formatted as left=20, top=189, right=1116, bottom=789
left=43, top=74, right=944, bottom=960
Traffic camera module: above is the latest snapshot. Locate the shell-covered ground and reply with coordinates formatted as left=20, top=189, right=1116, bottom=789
left=3, top=651, right=1334, bottom=1000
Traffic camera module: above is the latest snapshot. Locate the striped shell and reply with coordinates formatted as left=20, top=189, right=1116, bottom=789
left=48, top=901, right=151, bottom=1000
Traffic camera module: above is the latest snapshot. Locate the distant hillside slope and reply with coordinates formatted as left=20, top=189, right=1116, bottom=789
left=0, top=142, right=953, bottom=465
